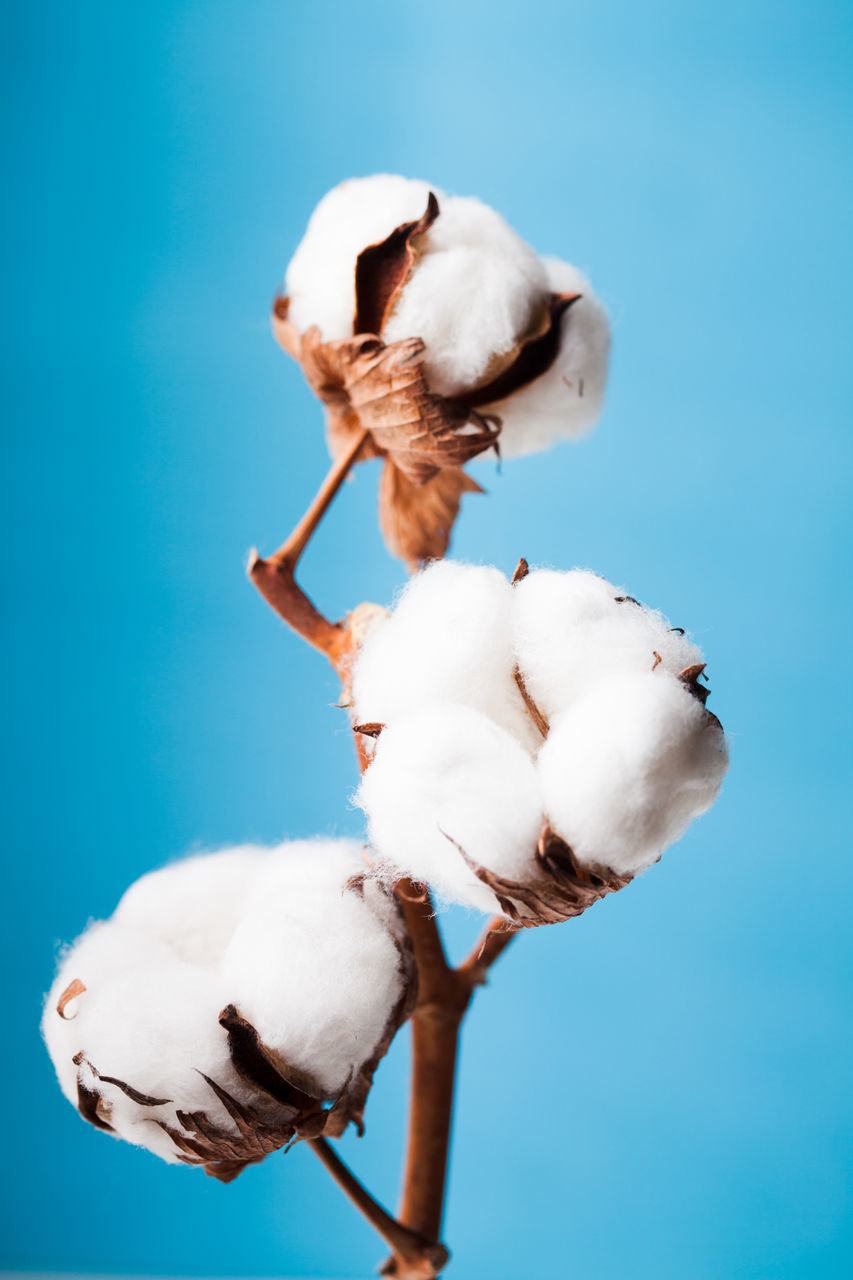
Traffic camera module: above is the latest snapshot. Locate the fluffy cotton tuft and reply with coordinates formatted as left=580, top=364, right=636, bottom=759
left=353, top=561, right=727, bottom=919
left=358, top=705, right=544, bottom=914
left=43, top=841, right=411, bottom=1170
left=382, top=195, right=549, bottom=397
left=282, top=176, right=608, bottom=454
left=286, top=174, right=441, bottom=342
left=538, top=673, right=729, bottom=876
left=351, top=559, right=540, bottom=752
left=511, top=568, right=704, bottom=723
left=477, top=257, right=611, bottom=458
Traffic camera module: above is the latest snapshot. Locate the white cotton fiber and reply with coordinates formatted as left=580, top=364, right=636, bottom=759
left=286, top=174, right=443, bottom=342
left=512, top=568, right=703, bottom=721
left=357, top=705, right=544, bottom=914
left=538, top=672, right=728, bottom=876
left=480, top=256, right=610, bottom=458
left=42, top=923, right=246, bottom=1163
left=221, top=841, right=405, bottom=1098
left=43, top=840, right=410, bottom=1166
left=383, top=195, right=549, bottom=397
left=352, top=559, right=539, bottom=752
left=113, top=845, right=267, bottom=969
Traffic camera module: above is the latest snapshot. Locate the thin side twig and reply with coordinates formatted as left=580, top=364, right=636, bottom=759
left=247, top=429, right=370, bottom=666
left=309, top=1138, right=447, bottom=1273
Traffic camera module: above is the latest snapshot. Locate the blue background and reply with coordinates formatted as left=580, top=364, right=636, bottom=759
left=3, top=1, right=851, bottom=1276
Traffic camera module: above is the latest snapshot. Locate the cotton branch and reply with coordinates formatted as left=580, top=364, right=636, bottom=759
left=309, top=1138, right=448, bottom=1275
left=248, top=429, right=369, bottom=668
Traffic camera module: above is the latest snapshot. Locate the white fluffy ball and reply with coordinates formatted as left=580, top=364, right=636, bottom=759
left=282, top=176, right=608, bottom=456
left=538, top=673, right=729, bottom=876
left=43, top=840, right=410, bottom=1165
left=357, top=705, right=544, bottom=914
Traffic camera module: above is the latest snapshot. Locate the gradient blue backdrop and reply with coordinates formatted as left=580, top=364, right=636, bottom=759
left=3, top=2, right=851, bottom=1276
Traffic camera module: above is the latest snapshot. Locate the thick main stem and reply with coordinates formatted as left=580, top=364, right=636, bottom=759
left=396, top=888, right=469, bottom=1244
left=250, top=455, right=519, bottom=1278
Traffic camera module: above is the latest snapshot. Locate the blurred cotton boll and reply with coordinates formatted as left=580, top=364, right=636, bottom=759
left=42, top=841, right=414, bottom=1180
left=352, top=561, right=728, bottom=923
left=280, top=174, right=609, bottom=461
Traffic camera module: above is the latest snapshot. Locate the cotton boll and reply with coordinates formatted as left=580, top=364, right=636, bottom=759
left=480, top=256, right=610, bottom=458
left=44, top=840, right=415, bottom=1172
left=221, top=840, right=406, bottom=1100
left=538, top=672, right=728, bottom=877
left=352, top=559, right=539, bottom=751
left=358, top=705, right=545, bottom=915
left=286, top=174, right=442, bottom=341
left=113, top=845, right=267, bottom=969
left=512, top=568, right=704, bottom=719
left=384, top=196, right=549, bottom=397
left=43, top=923, right=248, bottom=1163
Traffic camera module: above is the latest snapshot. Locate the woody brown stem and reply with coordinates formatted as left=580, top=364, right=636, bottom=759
left=274, top=428, right=370, bottom=568
left=309, top=1138, right=447, bottom=1272
left=458, top=915, right=519, bottom=986
left=247, top=429, right=370, bottom=666
left=383, top=882, right=471, bottom=1277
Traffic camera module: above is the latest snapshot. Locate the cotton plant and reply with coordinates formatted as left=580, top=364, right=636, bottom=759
left=45, top=174, right=729, bottom=1280
left=272, top=174, right=609, bottom=567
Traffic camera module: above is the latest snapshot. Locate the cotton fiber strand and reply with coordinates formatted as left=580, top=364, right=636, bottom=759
left=43, top=840, right=412, bottom=1171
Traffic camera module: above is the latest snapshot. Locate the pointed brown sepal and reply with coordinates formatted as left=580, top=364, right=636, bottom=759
left=57, top=978, right=86, bottom=1019
left=219, top=1004, right=330, bottom=1109
left=511, top=557, right=529, bottom=585
left=354, top=722, right=385, bottom=739
left=354, top=193, right=440, bottom=337
left=678, top=662, right=711, bottom=705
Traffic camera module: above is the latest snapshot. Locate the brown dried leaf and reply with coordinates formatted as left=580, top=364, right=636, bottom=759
left=354, top=193, right=440, bottom=336
left=379, top=462, right=482, bottom=570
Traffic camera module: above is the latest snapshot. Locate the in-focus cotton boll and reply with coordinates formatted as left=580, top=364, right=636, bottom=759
left=43, top=841, right=413, bottom=1178
left=538, top=673, right=729, bottom=876
left=358, top=705, right=545, bottom=914
left=352, top=559, right=727, bottom=923
left=476, top=257, right=610, bottom=459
